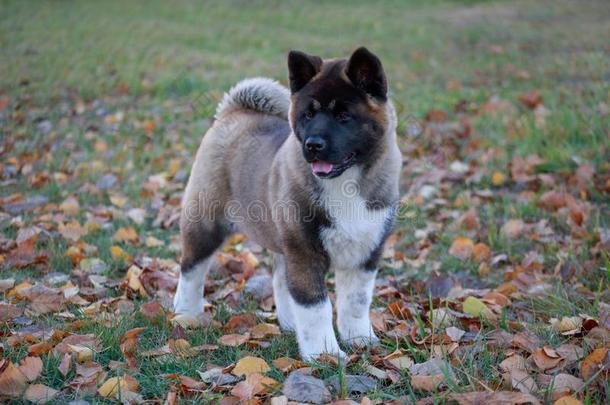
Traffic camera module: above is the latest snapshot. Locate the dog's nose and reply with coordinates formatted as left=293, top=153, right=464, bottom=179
left=305, top=136, right=326, bottom=152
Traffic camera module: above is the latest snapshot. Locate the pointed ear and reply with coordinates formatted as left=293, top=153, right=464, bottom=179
left=345, top=47, right=387, bottom=101
left=287, top=50, right=322, bottom=93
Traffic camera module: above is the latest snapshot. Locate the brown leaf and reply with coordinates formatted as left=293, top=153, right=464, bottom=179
left=549, top=374, right=583, bottom=398
left=512, top=332, right=540, bottom=353
left=4, top=237, right=48, bottom=269
left=580, top=347, right=609, bottom=381
left=509, top=368, right=538, bottom=394
left=448, top=391, right=541, bottom=405
left=448, top=237, right=474, bottom=259
left=58, top=220, right=87, bottom=242
left=0, top=303, right=23, bottom=321
left=0, top=360, right=28, bottom=398
left=58, top=353, right=71, bottom=377
left=518, top=90, right=543, bottom=109
left=472, top=243, right=491, bottom=262
left=23, top=383, right=58, bottom=404
left=273, top=357, right=306, bottom=373
left=21, top=284, right=66, bottom=315
left=224, top=313, right=258, bottom=333
left=19, top=356, right=43, bottom=382
left=250, top=323, right=281, bottom=339
left=139, top=301, right=166, bottom=322
left=532, top=347, right=563, bottom=371
left=219, top=333, right=249, bottom=347
left=28, top=341, right=53, bottom=356
left=501, top=219, right=526, bottom=239
left=121, top=327, right=146, bottom=369
left=230, top=372, right=278, bottom=400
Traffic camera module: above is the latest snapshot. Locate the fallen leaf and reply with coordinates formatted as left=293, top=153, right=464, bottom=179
left=250, top=323, right=281, bottom=339
left=98, top=375, right=139, bottom=398
left=580, top=348, right=609, bottom=381
left=509, top=368, right=538, bottom=394
left=230, top=372, right=278, bottom=400
left=553, top=396, right=583, bottom=405
left=447, top=391, right=541, bottom=405
left=501, top=219, right=525, bottom=239
left=448, top=236, right=474, bottom=259
left=532, top=347, right=563, bottom=371
left=23, top=384, right=58, bottom=404
left=232, top=356, right=271, bottom=377
left=113, top=227, right=138, bottom=243
left=0, top=360, right=28, bottom=397
left=19, top=356, right=43, bottom=382
left=219, top=333, right=250, bottom=347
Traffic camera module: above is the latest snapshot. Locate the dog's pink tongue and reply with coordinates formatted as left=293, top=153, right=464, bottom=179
left=311, top=161, right=333, bottom=174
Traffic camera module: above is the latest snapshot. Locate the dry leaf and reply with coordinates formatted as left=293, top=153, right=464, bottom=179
left=219, top=333, right=250, bottom=347
left=509, top=368, right=538, bottom=394
left=23, top=384, right=58, bottom=404
left=98, top=375, right=139, bottom=398
left=19, top=356, right=43, bottom=382
left=448, top=236, right=474, bottom=259
left=250, top=323, right=281, bottom=339
left=0, top=360, right=28, bottom=398
left=232, top=356, right=271, bottom=377
left=230, top=372, right=278, bottom=400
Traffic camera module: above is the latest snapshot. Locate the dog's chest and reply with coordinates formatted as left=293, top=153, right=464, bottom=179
left=318, top=184, right=390, bottom=270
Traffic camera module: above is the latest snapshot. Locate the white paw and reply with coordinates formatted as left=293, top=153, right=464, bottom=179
left=338, top=319, right=379, bottom=347
left=300, top=339, right=346, bottom=363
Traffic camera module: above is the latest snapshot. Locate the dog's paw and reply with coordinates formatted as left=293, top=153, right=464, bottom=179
left=338, top=323, right=380, bottom=348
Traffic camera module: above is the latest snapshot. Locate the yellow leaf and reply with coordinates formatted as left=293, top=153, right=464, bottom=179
left=110, top=245, right=131, bottom=262
left=232, top=356, right=271, bottom=377
left=491, top=171, right=506, bottom=186
left=448, top=237, right=474, bottom=259
left=66, top=344, right=94, bottom=362
left=97, top=375, right=139, bottom=398
left=113, top=227, right=138, bottom=243
left=462, top=296, right=488, bottom=317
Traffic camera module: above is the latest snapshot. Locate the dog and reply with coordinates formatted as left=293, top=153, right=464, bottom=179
left=173, top=47, right=402, bottom=361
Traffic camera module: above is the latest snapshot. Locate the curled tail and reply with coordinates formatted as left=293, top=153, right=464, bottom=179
left=215, top=77, right=290, bottom=119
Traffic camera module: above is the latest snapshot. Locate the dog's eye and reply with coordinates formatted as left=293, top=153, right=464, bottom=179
left=305, top=111, right=314, bottom=120
left=336, top=112, right=351, bottom=123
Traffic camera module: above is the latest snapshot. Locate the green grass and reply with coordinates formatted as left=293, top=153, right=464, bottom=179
left=1, top=0, right=609, bottom=403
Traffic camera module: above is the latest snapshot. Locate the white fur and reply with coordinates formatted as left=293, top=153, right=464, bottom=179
left=216, top=77, right=290, bottom=119
left=291, top=297, right=345, bottom=361
left=272, top=254, right=296, bottom=331
left=335, top=269, right=379, bottom=346
left=173, top=258, right=210, bottom=316
left=319, top=167, right=392, bottom=270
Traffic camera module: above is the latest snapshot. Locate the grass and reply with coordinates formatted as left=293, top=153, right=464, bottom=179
left=1, top=0, right=609, bottom=403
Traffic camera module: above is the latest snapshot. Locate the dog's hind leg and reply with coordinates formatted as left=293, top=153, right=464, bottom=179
left=272, top=253, right=295, bottom=331
left=335, top=268, right=379, bottom=347
left=174, top=215, right=227, bottom=317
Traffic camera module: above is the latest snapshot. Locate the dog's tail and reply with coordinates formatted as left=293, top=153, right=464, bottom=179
left=215, top=77, right=290, bottom=120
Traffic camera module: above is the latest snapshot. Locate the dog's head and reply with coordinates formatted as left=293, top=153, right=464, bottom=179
left=287, top=47, right=390, bottom=179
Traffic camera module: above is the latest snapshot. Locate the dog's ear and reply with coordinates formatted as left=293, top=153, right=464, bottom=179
left=346, top=47, right=387, bottom=101
left=287, top=50, right=322, bottom=93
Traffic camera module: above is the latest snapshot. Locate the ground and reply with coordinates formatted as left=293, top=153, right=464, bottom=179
left=1, top=0, right=609, bottom=404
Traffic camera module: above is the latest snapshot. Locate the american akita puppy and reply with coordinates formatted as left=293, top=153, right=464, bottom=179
left=174, top=47, right=401, bottom=360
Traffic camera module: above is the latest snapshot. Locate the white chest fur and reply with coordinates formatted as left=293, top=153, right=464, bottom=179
left=318, top=169, right=391, bottom=270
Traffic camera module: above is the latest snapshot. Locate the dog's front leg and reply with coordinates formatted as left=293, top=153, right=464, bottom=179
left=284, top=254, right=344, bottom=362
left=335, top=268, right=379, bottom=347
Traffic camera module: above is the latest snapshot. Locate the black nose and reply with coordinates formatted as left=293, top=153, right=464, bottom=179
left=305, top=136, right=326, bottom=152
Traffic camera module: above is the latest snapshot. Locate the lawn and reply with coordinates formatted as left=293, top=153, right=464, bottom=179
left=1, top=0, right=609, bottom=404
